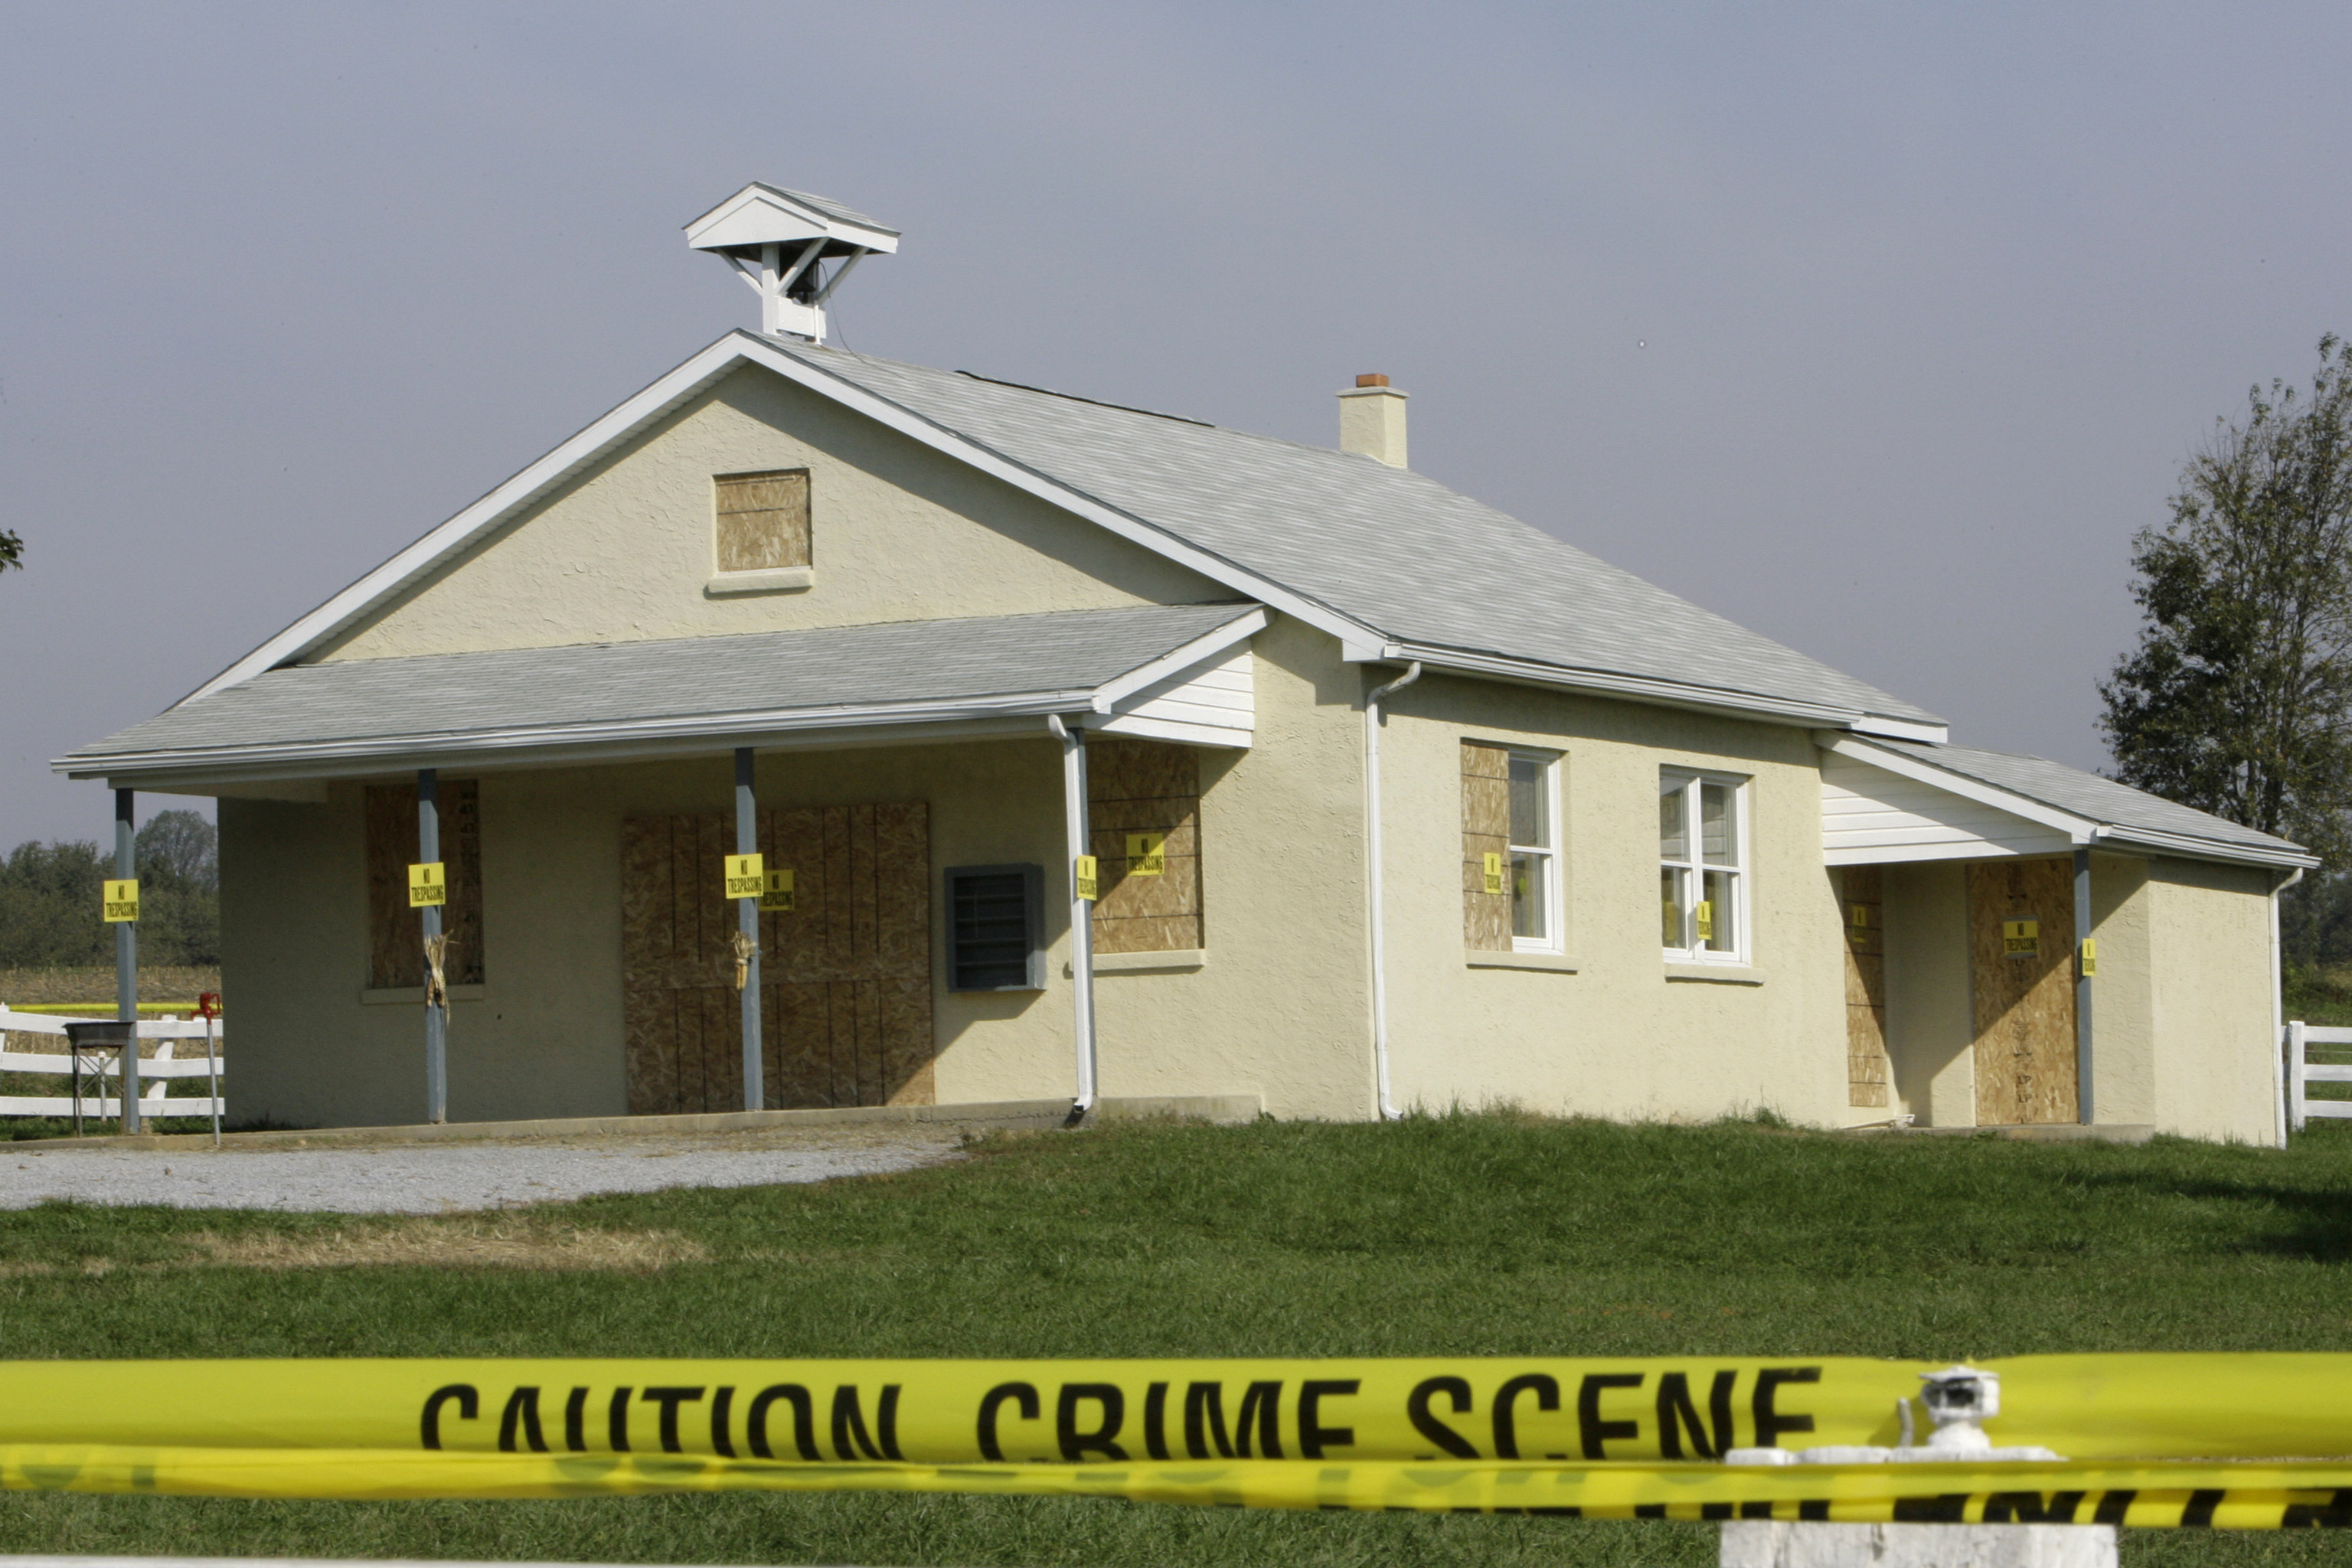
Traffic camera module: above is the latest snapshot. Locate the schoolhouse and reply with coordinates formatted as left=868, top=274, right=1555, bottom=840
left=60, top=185, right=2315, bottom=1142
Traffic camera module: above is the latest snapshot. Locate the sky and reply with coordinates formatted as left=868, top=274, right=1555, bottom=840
left=2, top=1, right=2348, bottom=847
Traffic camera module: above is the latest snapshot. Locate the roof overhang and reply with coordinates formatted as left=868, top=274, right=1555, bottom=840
left=1818, top=733, right=2320, bottom=871
left=66, top=608, right=1268, bottom=793
left=1356, top=642, right=1949, bottom=742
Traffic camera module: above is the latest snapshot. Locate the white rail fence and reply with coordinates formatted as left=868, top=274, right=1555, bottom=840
left=2285, top=1021, right=2352, bottom=1134
left=0, top=1007, right=224, bottom=1120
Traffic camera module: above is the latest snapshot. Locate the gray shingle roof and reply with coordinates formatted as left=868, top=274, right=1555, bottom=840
left=62, top=602, right=1255, bottom=772
left=778, top=342, right=1940, bottom=727
left=1873, top=740, right=2313, bottom=862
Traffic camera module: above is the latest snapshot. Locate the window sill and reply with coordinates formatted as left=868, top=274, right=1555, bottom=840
left=1465, top=949, right=1579, bottom=972
left=1663, top=963, right=1764, bottom=986
left=704, top=567, right=812, bottom=597
left=1065, top=950, right=1208, bottom=976
left=361, top=985, right=488, bottom=1005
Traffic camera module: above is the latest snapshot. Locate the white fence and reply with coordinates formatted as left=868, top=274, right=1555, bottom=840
left=0, top=1007, right=224, bottom=1120
left=2285, top=1021, right=2352, bottom=1133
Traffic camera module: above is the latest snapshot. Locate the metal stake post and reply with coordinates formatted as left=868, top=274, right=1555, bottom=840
left=737, top=747, right=763, bottom=1112
left=115, top=789, right=140, bottom=1133
left=420, top=768, right=446, bottom=1125
left=200, top=992, right=221, bottom=1147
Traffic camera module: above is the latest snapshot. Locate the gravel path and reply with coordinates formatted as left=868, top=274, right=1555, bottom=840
left=0, top=1128, right=964, bottom=1214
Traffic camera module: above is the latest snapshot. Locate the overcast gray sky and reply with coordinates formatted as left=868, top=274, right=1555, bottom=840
left=5, top=2, right=2348, bottom=846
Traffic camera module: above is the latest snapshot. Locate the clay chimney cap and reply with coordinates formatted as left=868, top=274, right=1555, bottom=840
left=1354, top=374, right=1390, bottom=388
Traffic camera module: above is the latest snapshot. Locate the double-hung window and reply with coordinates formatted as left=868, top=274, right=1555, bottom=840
left=1660, top=770, right=1746, bottom=962
left=1508, top=753, right=1560, bottom=949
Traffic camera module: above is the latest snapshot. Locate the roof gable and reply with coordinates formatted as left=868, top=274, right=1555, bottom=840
left=188, top=331, right=1942, bottom=738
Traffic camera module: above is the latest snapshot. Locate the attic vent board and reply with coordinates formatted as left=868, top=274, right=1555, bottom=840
left=952, top=372, right=1214, bottom=427
left=714, top=470, right=811, bottom=573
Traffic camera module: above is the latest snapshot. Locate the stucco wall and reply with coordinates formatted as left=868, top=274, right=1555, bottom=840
left=318, top=364, right=1223, bottom=662
left=1369, top=675, right=1854, bottom=1125
left=2146, top=857, right=2280, bottom=1143
left=1883, top=861, right=1972, bottom=1126
left=2088, top=853, right=2155, bottom=1128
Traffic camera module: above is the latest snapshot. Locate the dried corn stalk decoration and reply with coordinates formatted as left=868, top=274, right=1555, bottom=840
left=730, top=930, right=758, bottom=992
left=423, top=935, right=453, bottom=1009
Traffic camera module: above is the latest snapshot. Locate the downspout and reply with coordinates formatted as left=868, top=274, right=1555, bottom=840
left=1048, top=714, right=1098, bottom=1122
left=2272, top=865, right=2305, bottom=1149
left=1364, top=661, right=1422, bottom=1121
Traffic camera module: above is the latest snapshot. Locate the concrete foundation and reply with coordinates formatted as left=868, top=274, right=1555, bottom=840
left=1721, top=1522, right=2117, bottom=1568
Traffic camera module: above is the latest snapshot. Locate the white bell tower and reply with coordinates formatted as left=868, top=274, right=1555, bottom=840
left=685, top=182, right=900, bottom=344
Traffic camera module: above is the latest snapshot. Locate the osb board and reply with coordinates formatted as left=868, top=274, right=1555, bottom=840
left=1968, top=858, right=2077, bottom=1126
left=1840, top=865, right=1888, bottom=1109
left=714, top=469, right=811, bottom=572
left=621, top=803, right=932, bottom=1116
left=365, top=780, right=484, bottom=990
left=1461, top=742, right=1511, bottom=952
left=1088, top=739, right=1203, bottom=954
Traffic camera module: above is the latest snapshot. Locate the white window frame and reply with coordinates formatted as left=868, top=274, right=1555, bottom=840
left=1659, top=769, right=1751, bottom=965
left=1508, top=749, right=1564, bottom=953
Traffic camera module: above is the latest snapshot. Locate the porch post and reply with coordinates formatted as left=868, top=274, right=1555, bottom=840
left=737, top=746, right=764, bottom=1112
left=2074, top=846, right=2095, bottom=1125
left=115, top=788, right=140, bottom=1132
left=420, top=768, right=446, bottom=1124
left=1051, top=716, right=1097, bottom=1120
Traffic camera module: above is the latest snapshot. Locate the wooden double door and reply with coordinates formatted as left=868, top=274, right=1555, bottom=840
left=621, top=803, right=933, bottom=1115
left=1967, top=858, right=2078, bottom=1125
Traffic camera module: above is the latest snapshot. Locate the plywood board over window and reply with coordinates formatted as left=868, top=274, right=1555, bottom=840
left=714, top=469, right=812, bottom=573
left=1087, top=738, right=1203, bottom=953
left=1967, top=858, right=2077, bottom=1125
left=1461, top=742, right=1511, bottom=951
left=1840, top=866, right=1888, bottom=1107
left=365, top=780, right=484, bottom=989
left=620, top=802, right=931, bottom=1116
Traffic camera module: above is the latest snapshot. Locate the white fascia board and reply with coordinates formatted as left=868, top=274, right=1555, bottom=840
left=733, top=338, right=1372, bottom=649
left=1378, top=642, right=1867, bottom=729
left=1090, top=608, right=1267, bottom=707
left=185, top=337, right=763, bottom=704
left=1823, top=839, right=2069, bottom=867
left=1087, top=713, right=1253, bottom=750
left=1818, top=733, right=2097, bottom=841
left=1847, top=714, right=1950, bottom=744
left=194, top=335, right=1371, bottom=707
left=58, top=688, right=1103, bottom=786
left=2092, top=825, right=2320, bottom=871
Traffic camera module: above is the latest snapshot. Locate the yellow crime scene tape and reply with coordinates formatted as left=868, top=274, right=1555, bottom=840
left=4, top=1355, right=2352, bottom=1527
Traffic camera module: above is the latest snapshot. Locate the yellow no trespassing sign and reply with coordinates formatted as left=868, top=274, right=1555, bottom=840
left=760, top=869, right=795, bottom=912
left=724, top=854, right=764, bottom=900
left=101, top=880, right=139, bottom=923
left=407, top=863, right=446, bottom=908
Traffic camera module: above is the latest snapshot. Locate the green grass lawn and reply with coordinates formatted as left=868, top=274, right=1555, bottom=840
left=8, top=1112, right=2352, bottom=1566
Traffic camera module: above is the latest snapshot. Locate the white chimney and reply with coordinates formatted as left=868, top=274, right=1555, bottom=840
left=685, top=182, right=901, bottom=345
left=1338, top=374, right=1408, bottom=467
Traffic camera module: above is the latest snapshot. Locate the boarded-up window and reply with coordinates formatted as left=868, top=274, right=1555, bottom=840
left=714, top=469, right=812, bottom=573
left=1088, top=738, right=1203, bottom=953
left=366, top=780, right=484, bottom=989
left=621, top=803, right=933, bottom=1114
left=1462, top=741, right=1510, bottom=950
left=1841, top=865, right=1889, bottom=1107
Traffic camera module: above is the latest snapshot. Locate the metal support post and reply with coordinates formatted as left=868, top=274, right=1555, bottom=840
left=115, top=789, right=140, bottom=1133
left=737, top=746, right=763, bottom=1112
left=1050, top=716, right=1097, bottom=1120
left=2074, top=846, right=2095, bottom=1125
left=420, top=768, right=446, bottom=1125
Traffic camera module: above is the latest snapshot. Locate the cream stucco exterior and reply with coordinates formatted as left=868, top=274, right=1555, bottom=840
left=155, top=348, right=2298, bottom=1145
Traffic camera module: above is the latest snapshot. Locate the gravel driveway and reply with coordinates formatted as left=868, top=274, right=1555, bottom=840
left=0, top=1128, right=964, bottom=1214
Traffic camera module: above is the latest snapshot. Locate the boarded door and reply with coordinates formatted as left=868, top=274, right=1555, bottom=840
left=1841, top=867, right=1889, bottom=1108
left=621, top=803, right=932, bottom=1115
left=1967, top=858, right=2077, bottom=1125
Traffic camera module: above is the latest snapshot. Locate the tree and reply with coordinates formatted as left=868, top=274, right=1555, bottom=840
left=2102, top=335, right=2352, bottom=871
left=0, top=532, right=19, bottom=573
